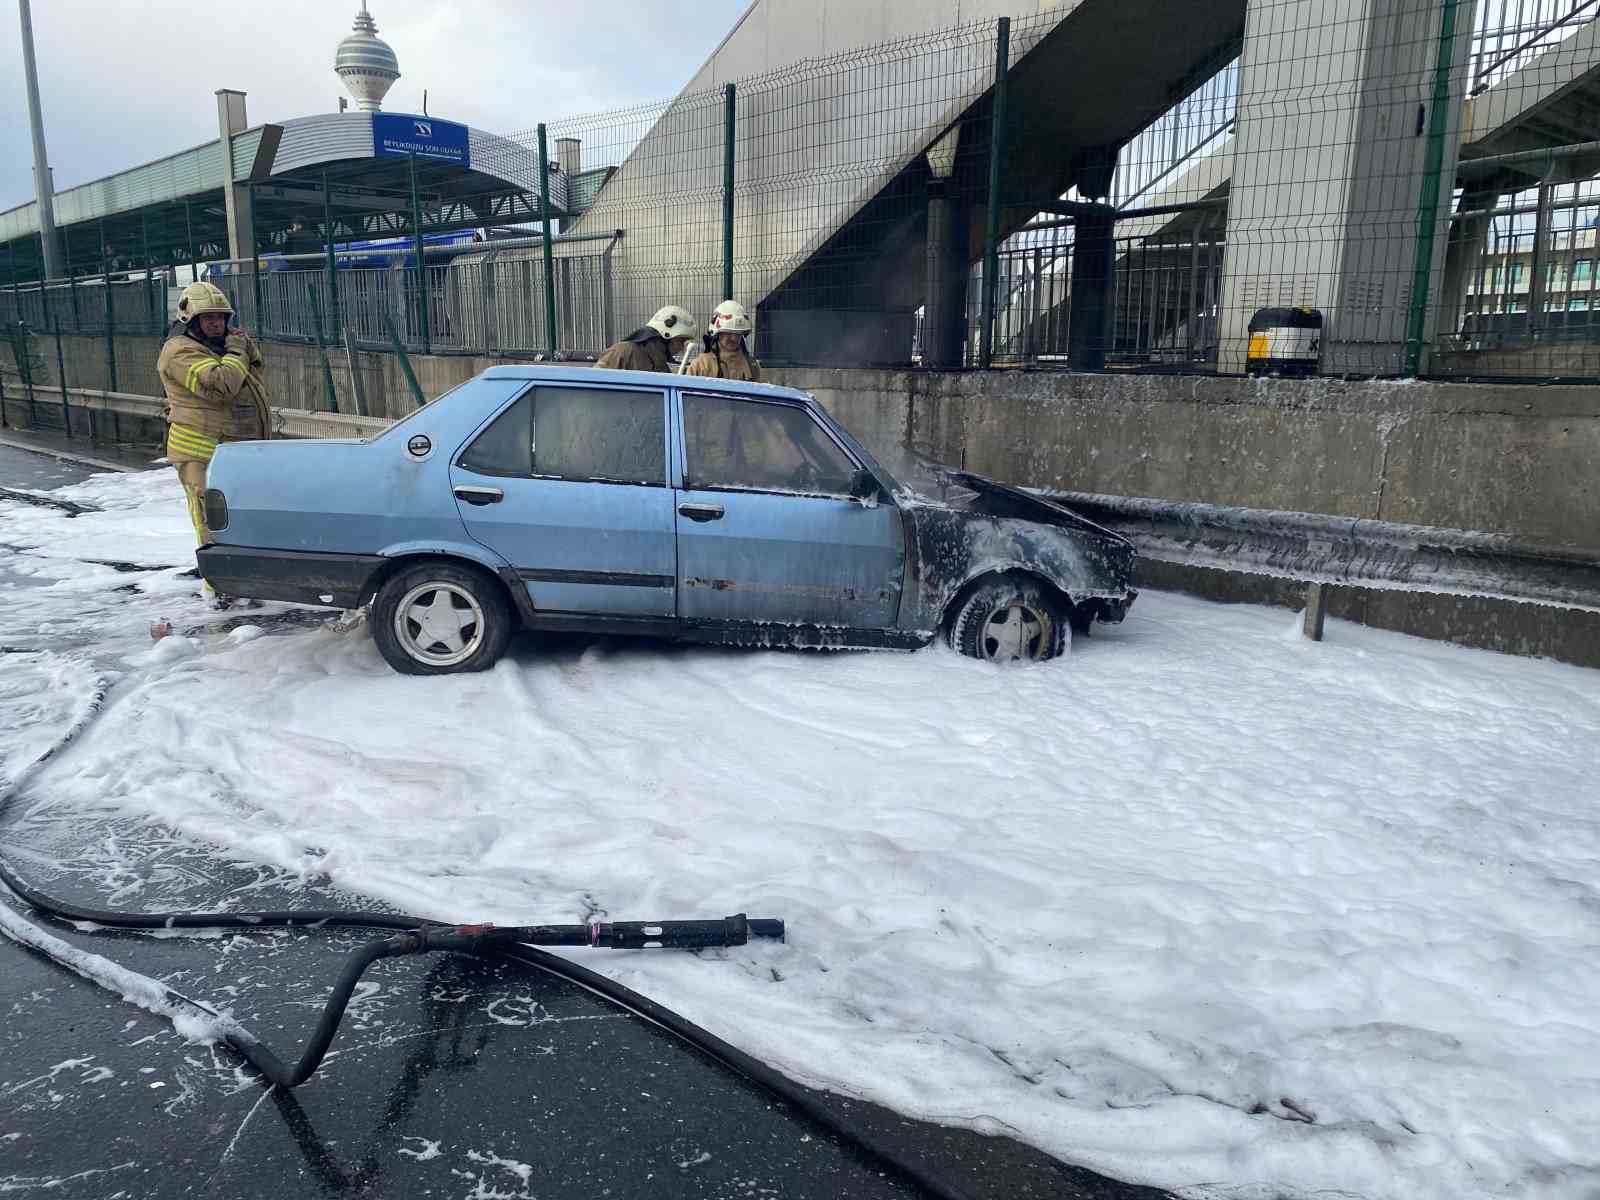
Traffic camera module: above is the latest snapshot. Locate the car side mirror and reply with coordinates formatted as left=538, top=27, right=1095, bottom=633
left=848, top=467, right=878, bottom=501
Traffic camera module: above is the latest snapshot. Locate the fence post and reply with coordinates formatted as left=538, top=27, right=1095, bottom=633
left=1528, top=176, right=1553, bottom=341
left=537, top=125, right=558, bottom=358
left=341, top=321, right=369, bottom=417
left=249, top=183, right=264, bottom=337
left=600, top=239, right=617, bottom=348
left=1029, top=245, right=1042, bottom=358
left=1403, top=0, right=1462, bottom=377
left=482, top=248, right=499, bottom=356
left=53, top=313, right=70, bottom=437
left=323, top=168, right=340, bottom=343
left=723, top=82, right=736, bottom=303
left=101, top=223, right=117, bottom=393
left=409, top=152, right=431, bottom=355
left=7, top=244, right=19, bottom=327
left=11, top=322, right=38, bottom=423
left=185, top=197, right=197, bottom=283
left=1302, top=582, right=1328, bottom=641
left=979, top=16, right=1010, bottom=369
left=141, top=210, right=154, bottom=334
left=384, top=310, right=426, bottom=409
left=306, top=284, right=341, bottom=413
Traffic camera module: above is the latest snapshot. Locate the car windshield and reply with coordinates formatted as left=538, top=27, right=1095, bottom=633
left=869, top=442, right=980, bottom=506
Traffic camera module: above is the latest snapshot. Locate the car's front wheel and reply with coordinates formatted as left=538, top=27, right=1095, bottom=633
left=948, top=573, right=1070, bottom=662
left=371, top=561, right=513, bottom=675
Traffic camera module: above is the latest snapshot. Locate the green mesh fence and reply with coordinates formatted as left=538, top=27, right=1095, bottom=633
left=1, top=0, right=1597, bottom=386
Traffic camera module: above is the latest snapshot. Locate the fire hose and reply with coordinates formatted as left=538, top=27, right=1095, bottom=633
left=0, top=673, right=977, bottom=1200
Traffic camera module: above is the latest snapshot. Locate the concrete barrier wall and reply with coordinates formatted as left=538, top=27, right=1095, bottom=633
left=28, top=336, right=1596, bottom=551
left=760, top=367, right=1600, bottom=664
left=765, top=368, right=1600, bottom=550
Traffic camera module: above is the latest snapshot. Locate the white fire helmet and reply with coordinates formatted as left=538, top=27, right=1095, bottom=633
left=709, top=299, right=753, bottom=336
left=647, top=305, right=698, bottom=341
left=176, top=281, right=234, bottom=323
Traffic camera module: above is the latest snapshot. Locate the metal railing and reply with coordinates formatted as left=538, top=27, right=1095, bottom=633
left=1046, top=490, right=1600, bottom=633
left=1470, top=0, right=1600, bottom=93
left=206, top=243, right=618, bottom=357
left=0, top=241, right=619, bottom=363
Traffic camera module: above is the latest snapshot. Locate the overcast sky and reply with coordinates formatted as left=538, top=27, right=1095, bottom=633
left=0, top=1, right=748, bottom=208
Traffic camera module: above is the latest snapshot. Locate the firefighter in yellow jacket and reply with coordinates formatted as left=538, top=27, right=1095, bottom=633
left=685, top=300, right=761, bottom=382
left=157, top=282, right=272, bottom=603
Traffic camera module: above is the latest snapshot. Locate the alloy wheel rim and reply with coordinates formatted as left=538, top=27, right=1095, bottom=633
left=979, top=601, right=1049, bottom=661
left=394, top=582, right=484, bottom=666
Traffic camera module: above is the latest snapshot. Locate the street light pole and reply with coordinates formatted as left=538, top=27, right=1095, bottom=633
left=18, top=0, right=62, bottom=280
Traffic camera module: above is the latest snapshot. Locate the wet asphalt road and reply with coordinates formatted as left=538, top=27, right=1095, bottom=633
left=0, top=443, right=97, bottom=490
left=0, top=440, right=1173, bottom=1200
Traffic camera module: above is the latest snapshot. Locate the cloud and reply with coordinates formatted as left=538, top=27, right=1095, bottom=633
left=0, top=0, right=747, bottom=207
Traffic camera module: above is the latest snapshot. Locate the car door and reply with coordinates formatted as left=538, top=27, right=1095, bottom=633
left=674, top=390, right=904, bottom=628
left=450, top=381, right=676, bottom=618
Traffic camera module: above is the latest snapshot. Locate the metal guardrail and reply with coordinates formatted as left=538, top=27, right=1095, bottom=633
left=0, top=372, right=389, bottom=441
left=1046, top=490, right=1600, bottom=621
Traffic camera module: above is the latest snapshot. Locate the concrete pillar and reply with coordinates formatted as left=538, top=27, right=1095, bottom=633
left=554, top=138, right=582, bottom=235
left=555, top=137, right=582, bottom=176
left=19, top=0, right=61, bottom=280
left=1440, top=189, right=1497, bottom=336
left=1217, top=0, right=1478, bottom=375
left=922, top=177, right=971, bottom=367
left=1528, top=178, right=1552, bottom=339
left=216, top=90, right=254, bottom=263
left=1069, top=204, right=1116, bottom=371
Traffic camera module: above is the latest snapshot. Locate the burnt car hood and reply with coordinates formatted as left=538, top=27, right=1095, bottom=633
left=876, top=446, right=1134, bottom=552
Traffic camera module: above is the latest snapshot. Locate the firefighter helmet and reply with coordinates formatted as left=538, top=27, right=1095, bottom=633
left=176, top=282, right=234, bottom=323
left=709, top=299, right=753, bottom=336
left=646, top=305, right=697, bottom=341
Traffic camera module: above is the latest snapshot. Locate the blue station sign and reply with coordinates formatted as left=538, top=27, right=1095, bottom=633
left=372, top=114, right=470, bottom=168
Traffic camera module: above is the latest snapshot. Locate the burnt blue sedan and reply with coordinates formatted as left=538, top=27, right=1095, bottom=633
left=197, top=367, right=1135, bottom=674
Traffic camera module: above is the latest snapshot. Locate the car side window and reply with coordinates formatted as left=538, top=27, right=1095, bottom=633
left=458, top=393, right=532, bottom=476
left=535, top=386, right=665, bottom=485
left=682, top=394, right=856, bottom=496
left=458, top=386, right=665, bottom=485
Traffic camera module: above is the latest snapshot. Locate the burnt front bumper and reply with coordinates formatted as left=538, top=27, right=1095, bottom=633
left=196, top=545, right=385, bottom=609
left=1091, top=591, right=1137, bottom=624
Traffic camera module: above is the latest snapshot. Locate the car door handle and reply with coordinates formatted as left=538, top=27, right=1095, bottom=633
left=678, top=503, right=725, bottom=523
left=454, top=485, right=504, bottom=506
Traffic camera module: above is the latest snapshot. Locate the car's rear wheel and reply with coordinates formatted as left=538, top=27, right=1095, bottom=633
left=371, top=561, right=513, bottom=675
left=949, top=573, right=1070, bottom=663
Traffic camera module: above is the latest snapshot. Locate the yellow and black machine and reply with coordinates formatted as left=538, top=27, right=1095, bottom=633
left=1246, top=307, right=1323, bottom=377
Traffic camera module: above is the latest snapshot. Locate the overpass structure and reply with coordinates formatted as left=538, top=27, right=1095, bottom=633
left=571, top=0, right=1600, bottom=375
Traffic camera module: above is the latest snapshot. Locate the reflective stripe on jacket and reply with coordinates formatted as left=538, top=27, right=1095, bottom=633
left=166, top=423, right=220, bottom=462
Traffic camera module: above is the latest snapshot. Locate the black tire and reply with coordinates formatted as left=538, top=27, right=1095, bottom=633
left=370, top=561, right=514, bottom=675
left=1068, top=603, right=1094, bottom=638
left=948, top=573, right=1070, bottom=663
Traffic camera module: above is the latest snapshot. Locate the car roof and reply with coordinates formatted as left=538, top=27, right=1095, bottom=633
left=478, top=363, right=815, bottom=405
